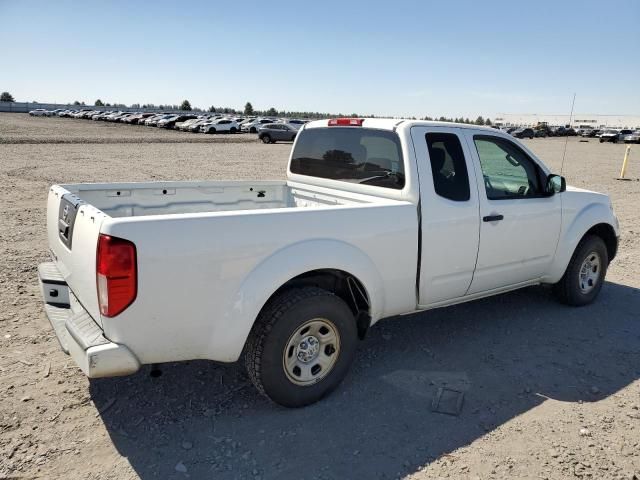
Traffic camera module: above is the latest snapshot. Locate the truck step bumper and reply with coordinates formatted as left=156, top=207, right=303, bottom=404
left=39, top=262, right=140, bottom=378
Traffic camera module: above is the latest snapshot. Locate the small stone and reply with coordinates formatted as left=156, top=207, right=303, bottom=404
left=21, top=396, right=33, bottom=402
left=580, top=428, right=591, bottom=437
left=175, top=461, right=187, bottom=473
left=181, top=441, right=193, bottom=450
left=590, top=386, right=600, bottom=394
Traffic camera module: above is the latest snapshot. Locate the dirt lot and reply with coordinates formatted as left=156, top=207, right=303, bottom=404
left=0, top=113, right=638, bottom=480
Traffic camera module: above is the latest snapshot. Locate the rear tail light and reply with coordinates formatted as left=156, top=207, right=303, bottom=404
left=97, top=234, right=137, bottom=317
left=328, top=118, right=364, bottom=126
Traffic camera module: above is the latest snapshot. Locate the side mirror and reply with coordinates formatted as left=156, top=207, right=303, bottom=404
left=546, top=174, right=566, bottom=194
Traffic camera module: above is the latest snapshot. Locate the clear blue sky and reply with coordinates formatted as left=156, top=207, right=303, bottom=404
left=1, top=0, right=638, bottom=118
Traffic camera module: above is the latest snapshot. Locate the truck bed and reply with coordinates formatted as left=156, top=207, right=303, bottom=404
left=61, top=180, right=377, bottom=218
left=45, top=179, right=419, bottom=368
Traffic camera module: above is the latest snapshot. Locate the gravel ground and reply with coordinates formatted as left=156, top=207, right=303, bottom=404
left=0, top=113, right=638, bottom=480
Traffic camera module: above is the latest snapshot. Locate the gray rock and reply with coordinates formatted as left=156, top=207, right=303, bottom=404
left=175, top=461, right=187, bottom=473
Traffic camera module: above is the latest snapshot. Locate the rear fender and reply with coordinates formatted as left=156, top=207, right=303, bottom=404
left=210, top=239, right=385, bottom=362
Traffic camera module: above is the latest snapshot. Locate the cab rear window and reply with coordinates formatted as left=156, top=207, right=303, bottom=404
left=290, top=128, right=405, bottom=189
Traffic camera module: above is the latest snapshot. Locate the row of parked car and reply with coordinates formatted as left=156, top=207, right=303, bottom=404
left=496, top=125, right=640, bottom=143
left=28, top=108, right=309, bottom=143
left=590, top=128, right=640, bottom=144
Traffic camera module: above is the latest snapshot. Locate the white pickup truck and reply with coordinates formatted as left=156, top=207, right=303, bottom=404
left=39, top=118, right=619, bottom=407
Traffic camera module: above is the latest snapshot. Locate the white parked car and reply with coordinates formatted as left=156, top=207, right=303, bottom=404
left=38, top=118, right=619, bottom=407
left=200, top=118, right=239, bottom=133
left=237, top=117, right=256, bottom=127
left=241, top=118, right=277, bottom=133
left=284, top=118, right=308, bottom=129
left=175, top=117, right=203, bottom=131
left=29, top=109, right=48, bottom=116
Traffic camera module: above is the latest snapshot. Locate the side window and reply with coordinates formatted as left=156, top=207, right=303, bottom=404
left=425, top=132, right=470, bottom=201
left=473, top=136, right=543, bottom=199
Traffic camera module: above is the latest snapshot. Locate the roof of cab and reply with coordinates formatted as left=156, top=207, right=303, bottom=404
left=303, top=117, right=498, bottom=132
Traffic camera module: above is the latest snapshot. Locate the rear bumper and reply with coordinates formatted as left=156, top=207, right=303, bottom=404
left=38, top=262, right=140, bottom=378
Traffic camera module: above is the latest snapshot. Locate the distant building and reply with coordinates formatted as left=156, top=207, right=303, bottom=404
left=494, top=113, right=640, bottom=129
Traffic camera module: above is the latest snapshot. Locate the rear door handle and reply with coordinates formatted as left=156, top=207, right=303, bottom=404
left=483, top=214, right=504, bottom=222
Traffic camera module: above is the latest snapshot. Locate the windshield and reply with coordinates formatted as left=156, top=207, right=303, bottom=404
left=290, top=127, right=405, bottom=189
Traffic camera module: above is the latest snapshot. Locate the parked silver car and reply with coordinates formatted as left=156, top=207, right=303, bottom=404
left=257, top=123, right=298, bottom=144
left=623, top=130, right=640, bottom=144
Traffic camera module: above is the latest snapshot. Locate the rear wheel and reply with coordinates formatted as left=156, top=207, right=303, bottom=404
left=250, top=127, right=257, bottom=133
left=245, top=287, right=358, bottom=407
left=553, top=234, right=608, bottom=306
left=261, top=134, right=272, bottom=144
left=208, top=128, right=216, bottom=134
left=230, top=127, right=237, bottom=134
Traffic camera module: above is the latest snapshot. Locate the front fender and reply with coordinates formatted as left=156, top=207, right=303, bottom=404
left=209, top=239, right=385, bottom=362
left=546, top=201, right=618, bottom=282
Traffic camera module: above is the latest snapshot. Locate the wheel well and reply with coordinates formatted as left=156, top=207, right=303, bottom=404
left=269, top=269, right=371, bottom=339
left=585, top=223, right=618, bottom=261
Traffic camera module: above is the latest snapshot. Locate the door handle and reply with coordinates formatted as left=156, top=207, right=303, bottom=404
left=483, top=214, right=504, bottom=222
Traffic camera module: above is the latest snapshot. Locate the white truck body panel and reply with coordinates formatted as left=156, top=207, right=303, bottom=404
left=47, top=180, right=418, bottom=364
left=39, top=118, right=619, bottom=378
left=410, top=125, right=482, bottom=304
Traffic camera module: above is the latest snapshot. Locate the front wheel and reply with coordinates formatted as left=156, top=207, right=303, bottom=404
left=552, top=234, right=608, bottom=306
left=229, top=127, right=237, bottom=134
left=261, top=134, right=271, bottom=144
left=245, top=287, right=358, bottom=407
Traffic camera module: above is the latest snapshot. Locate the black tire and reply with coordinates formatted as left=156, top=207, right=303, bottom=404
left=208, top=128, right=216, bottom=134
left=261, top=134, right=271, bottom=144
left=244, top=287, right=358, bottom=408
left=552, top=234, right=608, bottom=306
left=250, top=127, right=257, bottom=133
left=230, top=127, right=237, bottom=134
left=600, top=138, right=604, bottom=143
